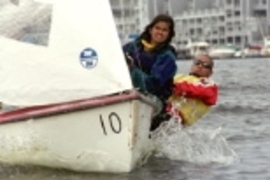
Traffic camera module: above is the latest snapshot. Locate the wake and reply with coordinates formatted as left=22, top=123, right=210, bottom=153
left=150, top=118, right=239, bottom=165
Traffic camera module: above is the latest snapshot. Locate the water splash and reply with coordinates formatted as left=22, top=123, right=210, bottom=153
left=150, top=118, right=239, bottom=165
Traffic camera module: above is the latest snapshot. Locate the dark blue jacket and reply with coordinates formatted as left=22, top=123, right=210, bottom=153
left=123, top=39, right=177, bottom=102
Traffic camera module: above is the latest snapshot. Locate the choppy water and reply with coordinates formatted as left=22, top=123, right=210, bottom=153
left=1, top=58, right=270, bottom=180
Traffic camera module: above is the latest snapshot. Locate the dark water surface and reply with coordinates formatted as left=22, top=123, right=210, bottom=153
left=1, top=58, right=270, bottom=180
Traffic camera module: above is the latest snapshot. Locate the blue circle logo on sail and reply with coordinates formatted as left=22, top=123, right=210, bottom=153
left=80, top=48, right=98, bottom=69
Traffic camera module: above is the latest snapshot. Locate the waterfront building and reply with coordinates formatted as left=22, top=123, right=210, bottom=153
left=110, top=0, right=151, bottom=44
left=172, top=0, right=270, bottom=47
left=110, top=0, right=270, bottom=47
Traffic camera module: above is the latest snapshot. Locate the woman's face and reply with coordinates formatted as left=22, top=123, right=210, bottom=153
left=149, top=21, right=170, bottom=44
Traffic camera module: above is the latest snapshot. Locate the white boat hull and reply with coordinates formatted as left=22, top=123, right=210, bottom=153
left=0, top=91, right=156, bottom=173
left=209, top=49, right=235, bottom=59
left=209, top=52, right=235, bottom=59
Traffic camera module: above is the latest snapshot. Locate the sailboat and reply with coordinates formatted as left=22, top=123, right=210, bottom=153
left=0, top=0, right=157, bottom=173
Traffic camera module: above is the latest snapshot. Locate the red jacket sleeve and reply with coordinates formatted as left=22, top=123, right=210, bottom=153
left=173, top=81, right=218, bottom=105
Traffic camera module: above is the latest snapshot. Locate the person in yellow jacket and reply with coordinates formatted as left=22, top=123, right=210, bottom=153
left=151, top=54, right=218, bottom=130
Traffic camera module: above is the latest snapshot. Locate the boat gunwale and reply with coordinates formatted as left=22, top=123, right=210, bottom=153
left=0, top=90, right=156, bottom=124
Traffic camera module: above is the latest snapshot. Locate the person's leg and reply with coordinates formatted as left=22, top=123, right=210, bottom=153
left=150, top=101, right=171, bottom=131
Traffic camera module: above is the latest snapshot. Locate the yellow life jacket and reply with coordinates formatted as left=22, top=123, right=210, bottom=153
left=168, top=74, right=212, bottom=126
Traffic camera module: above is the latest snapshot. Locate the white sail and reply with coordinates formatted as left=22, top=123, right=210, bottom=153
left=0, top=0, right=132, bottom=106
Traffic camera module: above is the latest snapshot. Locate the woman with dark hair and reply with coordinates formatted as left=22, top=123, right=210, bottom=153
left=123, top=14, right=177, bottom=115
